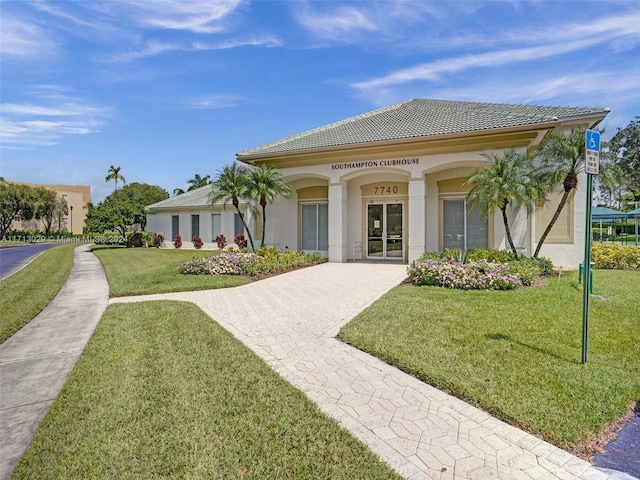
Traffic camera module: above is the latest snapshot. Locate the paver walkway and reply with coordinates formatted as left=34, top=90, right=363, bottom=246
left=112, top=262, right=631, bottom=480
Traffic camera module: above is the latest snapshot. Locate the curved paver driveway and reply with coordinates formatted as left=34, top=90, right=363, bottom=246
left=112, top=262, right=628, bottom=480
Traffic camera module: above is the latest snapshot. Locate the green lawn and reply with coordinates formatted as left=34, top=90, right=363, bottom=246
left=0, top=244, right=76, bottom=344
left=91, top=246, right=249, bottom=297
left=339, top=269, right=640, bottom=451
left=14, top=301, right=401, bottom=480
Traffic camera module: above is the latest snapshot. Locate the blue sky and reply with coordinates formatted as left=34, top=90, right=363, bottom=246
left=1, top=0, right=639, bottom=202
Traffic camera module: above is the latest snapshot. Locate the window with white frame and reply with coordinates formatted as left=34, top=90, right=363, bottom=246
left=442, top=198, right=488, bottom=250
left=301, top=203, right=328, bottom=251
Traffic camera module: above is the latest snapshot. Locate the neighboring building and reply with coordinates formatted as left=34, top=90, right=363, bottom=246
left=146, top=186, right=256, bottom=244
left=148, top=99, right=609, bottom=266
left=9, top=182, right=91, bottom=235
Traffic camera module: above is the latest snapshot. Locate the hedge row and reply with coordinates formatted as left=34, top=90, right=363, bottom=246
left=591, top=244, right=640, bottom=270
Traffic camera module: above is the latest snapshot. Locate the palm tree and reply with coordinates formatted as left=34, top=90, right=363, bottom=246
left=465, top=149, right=543, bottom=257
left=173, top=188, right=186, bottom=196
left=187, top=174, right=211, bottom=191
left=209, top=163, right=256, bottom=251
left=597, top=159, right=624, bottom=208
left=533, top=128, right=587, bottom=258
left=105, top=165, right=126, bottom=192
left=247, top=165, right=292, bottom=247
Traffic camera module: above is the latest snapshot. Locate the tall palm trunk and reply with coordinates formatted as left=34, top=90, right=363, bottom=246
left=533, top=190, right=570, bottom=258
left=260, top=196, right=267, bottom=247
left=501, top=205, right=518, bottom=257
left=232, top=196, right=255, bottom=251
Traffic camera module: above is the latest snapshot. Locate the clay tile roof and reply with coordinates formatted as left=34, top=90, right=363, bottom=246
left=237, top=98, right=608, bottom=158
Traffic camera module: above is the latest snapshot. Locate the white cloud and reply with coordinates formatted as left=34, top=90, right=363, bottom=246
left=293, top=1, right=444, bottom=43
left=295, top=4, right=378, bottom=40
left=103, top=39, right=182, bottom=63
left=105, top=34, right=281, bottom=63
left=187, top=94, right=243, bottom=109
left=0, top=92, right=114, bottom=149
left=0, top=102, right=107, bottom=117
left=193, top=35, right=282, bottom=50
left=352, top=38, right=597, bottom=92
left=351, top=11, right=640, bottom=97
left=98, top=0, right=245, bottom=34
left=0, top=14, right=59, bottom=59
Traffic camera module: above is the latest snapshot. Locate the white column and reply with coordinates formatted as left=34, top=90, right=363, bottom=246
left=408, top=177, right=426, bottom=263
left=328, top=182, right=347, bottom=262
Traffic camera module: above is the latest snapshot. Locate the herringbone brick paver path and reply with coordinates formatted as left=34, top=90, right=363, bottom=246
left=112, top=262, right=624, bottom=480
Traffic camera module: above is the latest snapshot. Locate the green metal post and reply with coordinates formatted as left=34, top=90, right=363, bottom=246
left=581, top=174, right=594, bottom=364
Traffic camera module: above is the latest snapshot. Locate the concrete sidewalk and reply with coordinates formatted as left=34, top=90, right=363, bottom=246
left=0, top=245, right=109, bottom=480
left=112, top=262, right=632, bottom=480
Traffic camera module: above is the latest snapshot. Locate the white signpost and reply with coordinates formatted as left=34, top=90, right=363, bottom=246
left=581, top=129, right=600, bottom=363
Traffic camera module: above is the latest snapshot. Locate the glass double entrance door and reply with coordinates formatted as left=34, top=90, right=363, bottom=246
left=366, top=202, right=404, bottom=260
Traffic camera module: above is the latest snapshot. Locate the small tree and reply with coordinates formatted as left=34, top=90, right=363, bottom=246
left=103, top=182, right=169, bottom=231
left=0, top=183, right=38, bottom=238
left=533, top=128, right=587, bottom=258
left=36, top=188, right=65, bottom=235
left=465, top=149, right=543, bottom=257
left=209, top=163, right=256, bottom=251
left=605, top=117, right=640, bottom=200
left=247, top=165, right=292, bottom=247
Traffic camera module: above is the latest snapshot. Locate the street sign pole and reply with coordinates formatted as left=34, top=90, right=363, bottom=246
left=581, top=173, right=593, bottom=364
left=582, top=129, right=600, bottom=364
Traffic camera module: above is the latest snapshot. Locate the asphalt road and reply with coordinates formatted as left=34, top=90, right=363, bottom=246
left=0, top=244, right=61, bottom=280
left=594, top=413, right=640, bottom=479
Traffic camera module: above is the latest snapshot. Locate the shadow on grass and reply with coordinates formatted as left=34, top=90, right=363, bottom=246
left=485, top=332, right=580, bottom=365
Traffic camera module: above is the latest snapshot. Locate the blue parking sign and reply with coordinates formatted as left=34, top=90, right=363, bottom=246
left=586, top=130, right=600, bottom=151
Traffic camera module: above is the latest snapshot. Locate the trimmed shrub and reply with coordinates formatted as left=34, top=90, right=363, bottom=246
left=192, top=236, right=203, bottom=249
left=592, top=244, right=640, bottom=270
left=126, top=231, right=153, bottom=248
left=173, top=235, right=182, bottom=249
left=215, top=234, right=227, bottom=249
left=235, top=233, right=247, bottom=248
left=152, top=233, right=164, bottom=248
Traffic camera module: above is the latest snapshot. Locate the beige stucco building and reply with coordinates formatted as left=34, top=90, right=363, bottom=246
left=147, top=99, right=609, bottom=267
left=9, top=182, right=90, bottom=235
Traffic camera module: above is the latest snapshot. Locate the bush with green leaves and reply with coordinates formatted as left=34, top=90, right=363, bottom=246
left=126, top=231, right=153, bottom=248
left=408, top=258, right=522, bottom=290
left=179, top=248, right=324, bottom=277
left=413, top=249, right=553, bottom=287
left=467, top=248, right=518, bottom=263
left=592, top=244, right=640, bottom=270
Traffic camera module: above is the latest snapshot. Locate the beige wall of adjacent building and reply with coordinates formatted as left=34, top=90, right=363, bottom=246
left=8, top=181, right=91, bottom=235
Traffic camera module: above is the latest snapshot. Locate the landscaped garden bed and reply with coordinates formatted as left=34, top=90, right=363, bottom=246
left=407, top=248, right=553, bottom=289
left=178, top=246, right=325, bottom=280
